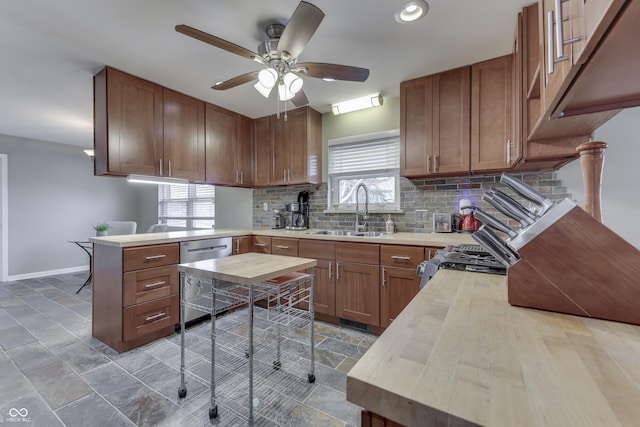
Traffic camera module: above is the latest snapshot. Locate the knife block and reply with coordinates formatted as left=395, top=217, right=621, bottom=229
left=507, top=205, right=640, bottom=325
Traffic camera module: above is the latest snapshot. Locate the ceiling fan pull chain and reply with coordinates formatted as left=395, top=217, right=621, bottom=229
left=276, top=90, right=281, bottom=120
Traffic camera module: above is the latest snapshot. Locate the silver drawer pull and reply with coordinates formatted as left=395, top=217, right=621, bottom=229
left=145, top=312, right=166, bottom=321
left=275, top=245, right=289, bottom=249
left=254, top=243, right=267, bottom=247
left=391, top=255, right=411, bottom=260
left=145, top=281, right=165, bottom=288
left=145, top=254, right=167, bottom=260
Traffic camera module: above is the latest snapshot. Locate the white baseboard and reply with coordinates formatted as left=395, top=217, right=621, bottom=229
left=6, top=265, right=89, bottom=282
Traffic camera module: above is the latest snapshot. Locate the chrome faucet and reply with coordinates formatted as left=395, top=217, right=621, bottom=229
left=354, top=183, right=369, bottom=232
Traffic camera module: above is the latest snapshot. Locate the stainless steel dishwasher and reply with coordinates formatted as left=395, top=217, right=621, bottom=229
left=180, top=237, right=233, bottom=325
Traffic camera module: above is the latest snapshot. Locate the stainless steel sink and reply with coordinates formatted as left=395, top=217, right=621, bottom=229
left=306, top=230, right=387, bottom=238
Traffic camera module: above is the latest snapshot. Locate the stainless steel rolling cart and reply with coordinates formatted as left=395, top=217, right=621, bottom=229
left=177, top=253, right=317, bottom=425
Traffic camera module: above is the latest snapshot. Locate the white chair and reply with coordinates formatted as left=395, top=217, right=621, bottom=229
left=146, top=224, right=186, bottom=233
left=105, top=221, right=137, bottom=236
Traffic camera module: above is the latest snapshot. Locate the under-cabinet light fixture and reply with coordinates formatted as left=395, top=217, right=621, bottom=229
left=331, top=94, right=383, bottom=115
left=126, top=175, right=190, bottom=186
left=83, top=149, right=94, bottom=159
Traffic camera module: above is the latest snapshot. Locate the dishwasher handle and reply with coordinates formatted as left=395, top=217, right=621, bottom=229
left=185, top=244, right=229, bottom=254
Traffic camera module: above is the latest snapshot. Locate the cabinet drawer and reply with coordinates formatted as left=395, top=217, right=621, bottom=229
left=123, top=265, right=179, bottom=307
left=252, top=236, right=272, bottom=254
left=380, top=245, right=424, bottom=269
left=123, top=295, right=179, bottom=342
left=271, top=237, right=299, bottom=256
left=336, top=242, right=379, bottom=264
left=299, top=239, right=336, bottom=260
left=123, top=243, right=179, bottom=272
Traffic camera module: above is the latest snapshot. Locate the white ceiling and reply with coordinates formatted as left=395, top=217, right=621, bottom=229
left=0, top=0, right=532, bottom=148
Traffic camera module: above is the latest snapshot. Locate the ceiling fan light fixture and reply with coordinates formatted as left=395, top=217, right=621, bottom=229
left=257, top=68, right=278, bottom=89
left=278, top=83, right=295, bottom=101
left=331, top=94, right=383, bottom=115
left=254, top=81, right=273, bottom=98
left=283, top=72, right=303, bottom=94
left=395, top=0, right=429, bottom=23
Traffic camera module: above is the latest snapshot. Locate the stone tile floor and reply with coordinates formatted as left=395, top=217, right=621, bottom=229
left=0, top=272, right=378, bottom=426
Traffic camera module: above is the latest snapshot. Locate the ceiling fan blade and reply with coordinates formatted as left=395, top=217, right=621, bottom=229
left=277, top=2, right=325, bottom=60
left=296, top=62, right=369, bottom=82
left=211, top=71, right=259, bottom=90
left=291, top=90, right=309, bottom=107
left=176, top=24, right=259, bottom=61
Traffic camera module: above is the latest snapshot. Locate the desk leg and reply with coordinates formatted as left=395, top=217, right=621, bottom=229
left=178, top=272, right=187, bottom=398
left=209, top=279, right=218, bottom=418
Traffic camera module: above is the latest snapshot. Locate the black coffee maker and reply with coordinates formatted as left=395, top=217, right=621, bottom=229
left=285, top=191, right=309, bottom=230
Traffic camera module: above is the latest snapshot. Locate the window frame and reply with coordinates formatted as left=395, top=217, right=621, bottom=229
left=158, top=183, right=215, bottom=229
left=327, top=129, right=401, bottom=213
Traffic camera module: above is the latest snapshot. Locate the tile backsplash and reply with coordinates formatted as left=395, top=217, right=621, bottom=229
left=252, top=171, right=571, bottom=232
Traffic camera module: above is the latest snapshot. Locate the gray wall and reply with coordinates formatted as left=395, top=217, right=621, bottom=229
left=0, top=134, right=157, bottom=278
left=557, top=106, right=640, bottom=248
left=214, top=186, right=253, bottom=228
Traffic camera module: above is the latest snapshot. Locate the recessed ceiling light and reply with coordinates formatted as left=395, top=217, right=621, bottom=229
left=395, top=0, right=429, bottom=23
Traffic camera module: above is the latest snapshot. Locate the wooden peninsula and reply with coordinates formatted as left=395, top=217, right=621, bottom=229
left=347, top=269, right=640, bottom=427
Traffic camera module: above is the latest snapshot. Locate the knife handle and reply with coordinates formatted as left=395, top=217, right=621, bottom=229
left=473, top=207, right=518, bottom=239
left=500, top=173, right=548, bottom=206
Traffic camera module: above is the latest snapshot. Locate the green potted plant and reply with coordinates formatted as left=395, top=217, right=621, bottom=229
left=93, top=223, right=111, bottom=236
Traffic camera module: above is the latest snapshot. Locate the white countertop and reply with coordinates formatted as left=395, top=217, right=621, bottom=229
left=89, top=228, right=476, bottom=248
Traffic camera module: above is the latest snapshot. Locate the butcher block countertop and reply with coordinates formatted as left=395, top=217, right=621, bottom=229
left=346, top=269, right=640, bottom=427
left=89, top=228, right=475, bottom=248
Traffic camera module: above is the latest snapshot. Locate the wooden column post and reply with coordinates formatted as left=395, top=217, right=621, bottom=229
left=576, top=141, right=608, bottom=222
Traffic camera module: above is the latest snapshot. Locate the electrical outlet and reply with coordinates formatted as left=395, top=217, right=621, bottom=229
left=263, top=202, right=269, bottom=211
left=416, top=209, right=429, bottom=222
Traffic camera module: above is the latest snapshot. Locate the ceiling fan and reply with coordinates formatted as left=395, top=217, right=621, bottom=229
left=175, top=1, right=369, bottom=108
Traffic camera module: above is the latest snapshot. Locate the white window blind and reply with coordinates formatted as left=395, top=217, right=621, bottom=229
left=328, top=130, right=401, bottom=211
left=328, top=137, right=400, bottom=174
left=158, top=184, right=215, bottom=229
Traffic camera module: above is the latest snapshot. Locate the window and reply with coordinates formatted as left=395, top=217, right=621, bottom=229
left=328, top=130, right=400, bottom=212
left=158, top=184, right=215, bottom=229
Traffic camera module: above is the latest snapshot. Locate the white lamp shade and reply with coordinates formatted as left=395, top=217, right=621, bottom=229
left=331, top=94, right=383, bottom=115
left=278, top=84, right=295, bottom=101
left=254, top=81, right=272, bottom=98
left=257, top=68, right=278, bottom=89
left=283, top=72, right=303, bottom=94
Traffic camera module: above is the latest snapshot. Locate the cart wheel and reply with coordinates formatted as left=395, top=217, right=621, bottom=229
left=245, top=350, right=250, bottom=358
left=273, top=361, right=281, bottom=370
left=178, top=386, right=187, bottom=398
left=209, top=405, right=218, bottom=419
left=308, top=374, right=316, bottom=383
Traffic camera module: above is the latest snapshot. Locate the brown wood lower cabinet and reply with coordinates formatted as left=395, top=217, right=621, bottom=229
left=380, top=245, right=424, bottom=328
left=232, top=235, right=251, bottom=255
left=271, top=237, right=299, bottom=256
left=93, top=242, right=180, bottom=353
left=335, top=242, right=380, bottom=327
left=252, top=236, right=272, bottom=253
left=299, top=239, right=336, bottom=316
left=361, top=410, right=404, bottom=427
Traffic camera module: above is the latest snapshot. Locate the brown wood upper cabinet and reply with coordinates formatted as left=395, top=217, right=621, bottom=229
left=94, top=67, right=205, bottom=181
left=471, top=55, right=515, bottom=172
left=205, top=103, right=253, bottom=186
left=269, top=106, right=322, bottom=186
left=400, top=66, right=471, bottom=177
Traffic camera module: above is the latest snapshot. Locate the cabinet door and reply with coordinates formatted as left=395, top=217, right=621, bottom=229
left=471, top=55, right=514, bottom=172
left=237, top=114, right=254, bottom=186
left=252, top=236, right=272, bottom=254
left=95, top=67, right=163, bottom=176
left=335, top=261, right=380, bottom=326
left=287, top=108, right=309, bottom=185
left=271, top=237, right=299, bottom=256
left=253, top=116, right=272, bottom=186
left=271, top=115, right=290, bottom=185
left=312, top=259, right=336, bottom=316
left=542, top=0, right=575, bottom=113
left=205, top=103, right=238, bottom=185
left=380, top=266, right=421, bottom=328
left=432, top=66, right=471, bottom=174
left=232, top=236, right=251, bottom=255
left=400, top=76, right=433, bottom=177
left=162, top=88, right=205, bottom=181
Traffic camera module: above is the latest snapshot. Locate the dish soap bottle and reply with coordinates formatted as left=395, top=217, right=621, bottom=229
left=385, top=215, right=395, bottom=233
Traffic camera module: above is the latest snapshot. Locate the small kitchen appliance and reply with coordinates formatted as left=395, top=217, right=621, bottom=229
left=455, top=199, right=481, bottom=232
left=271, top=210, right=286, bottom=229
left=285, top=191, right=309, bottom=230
